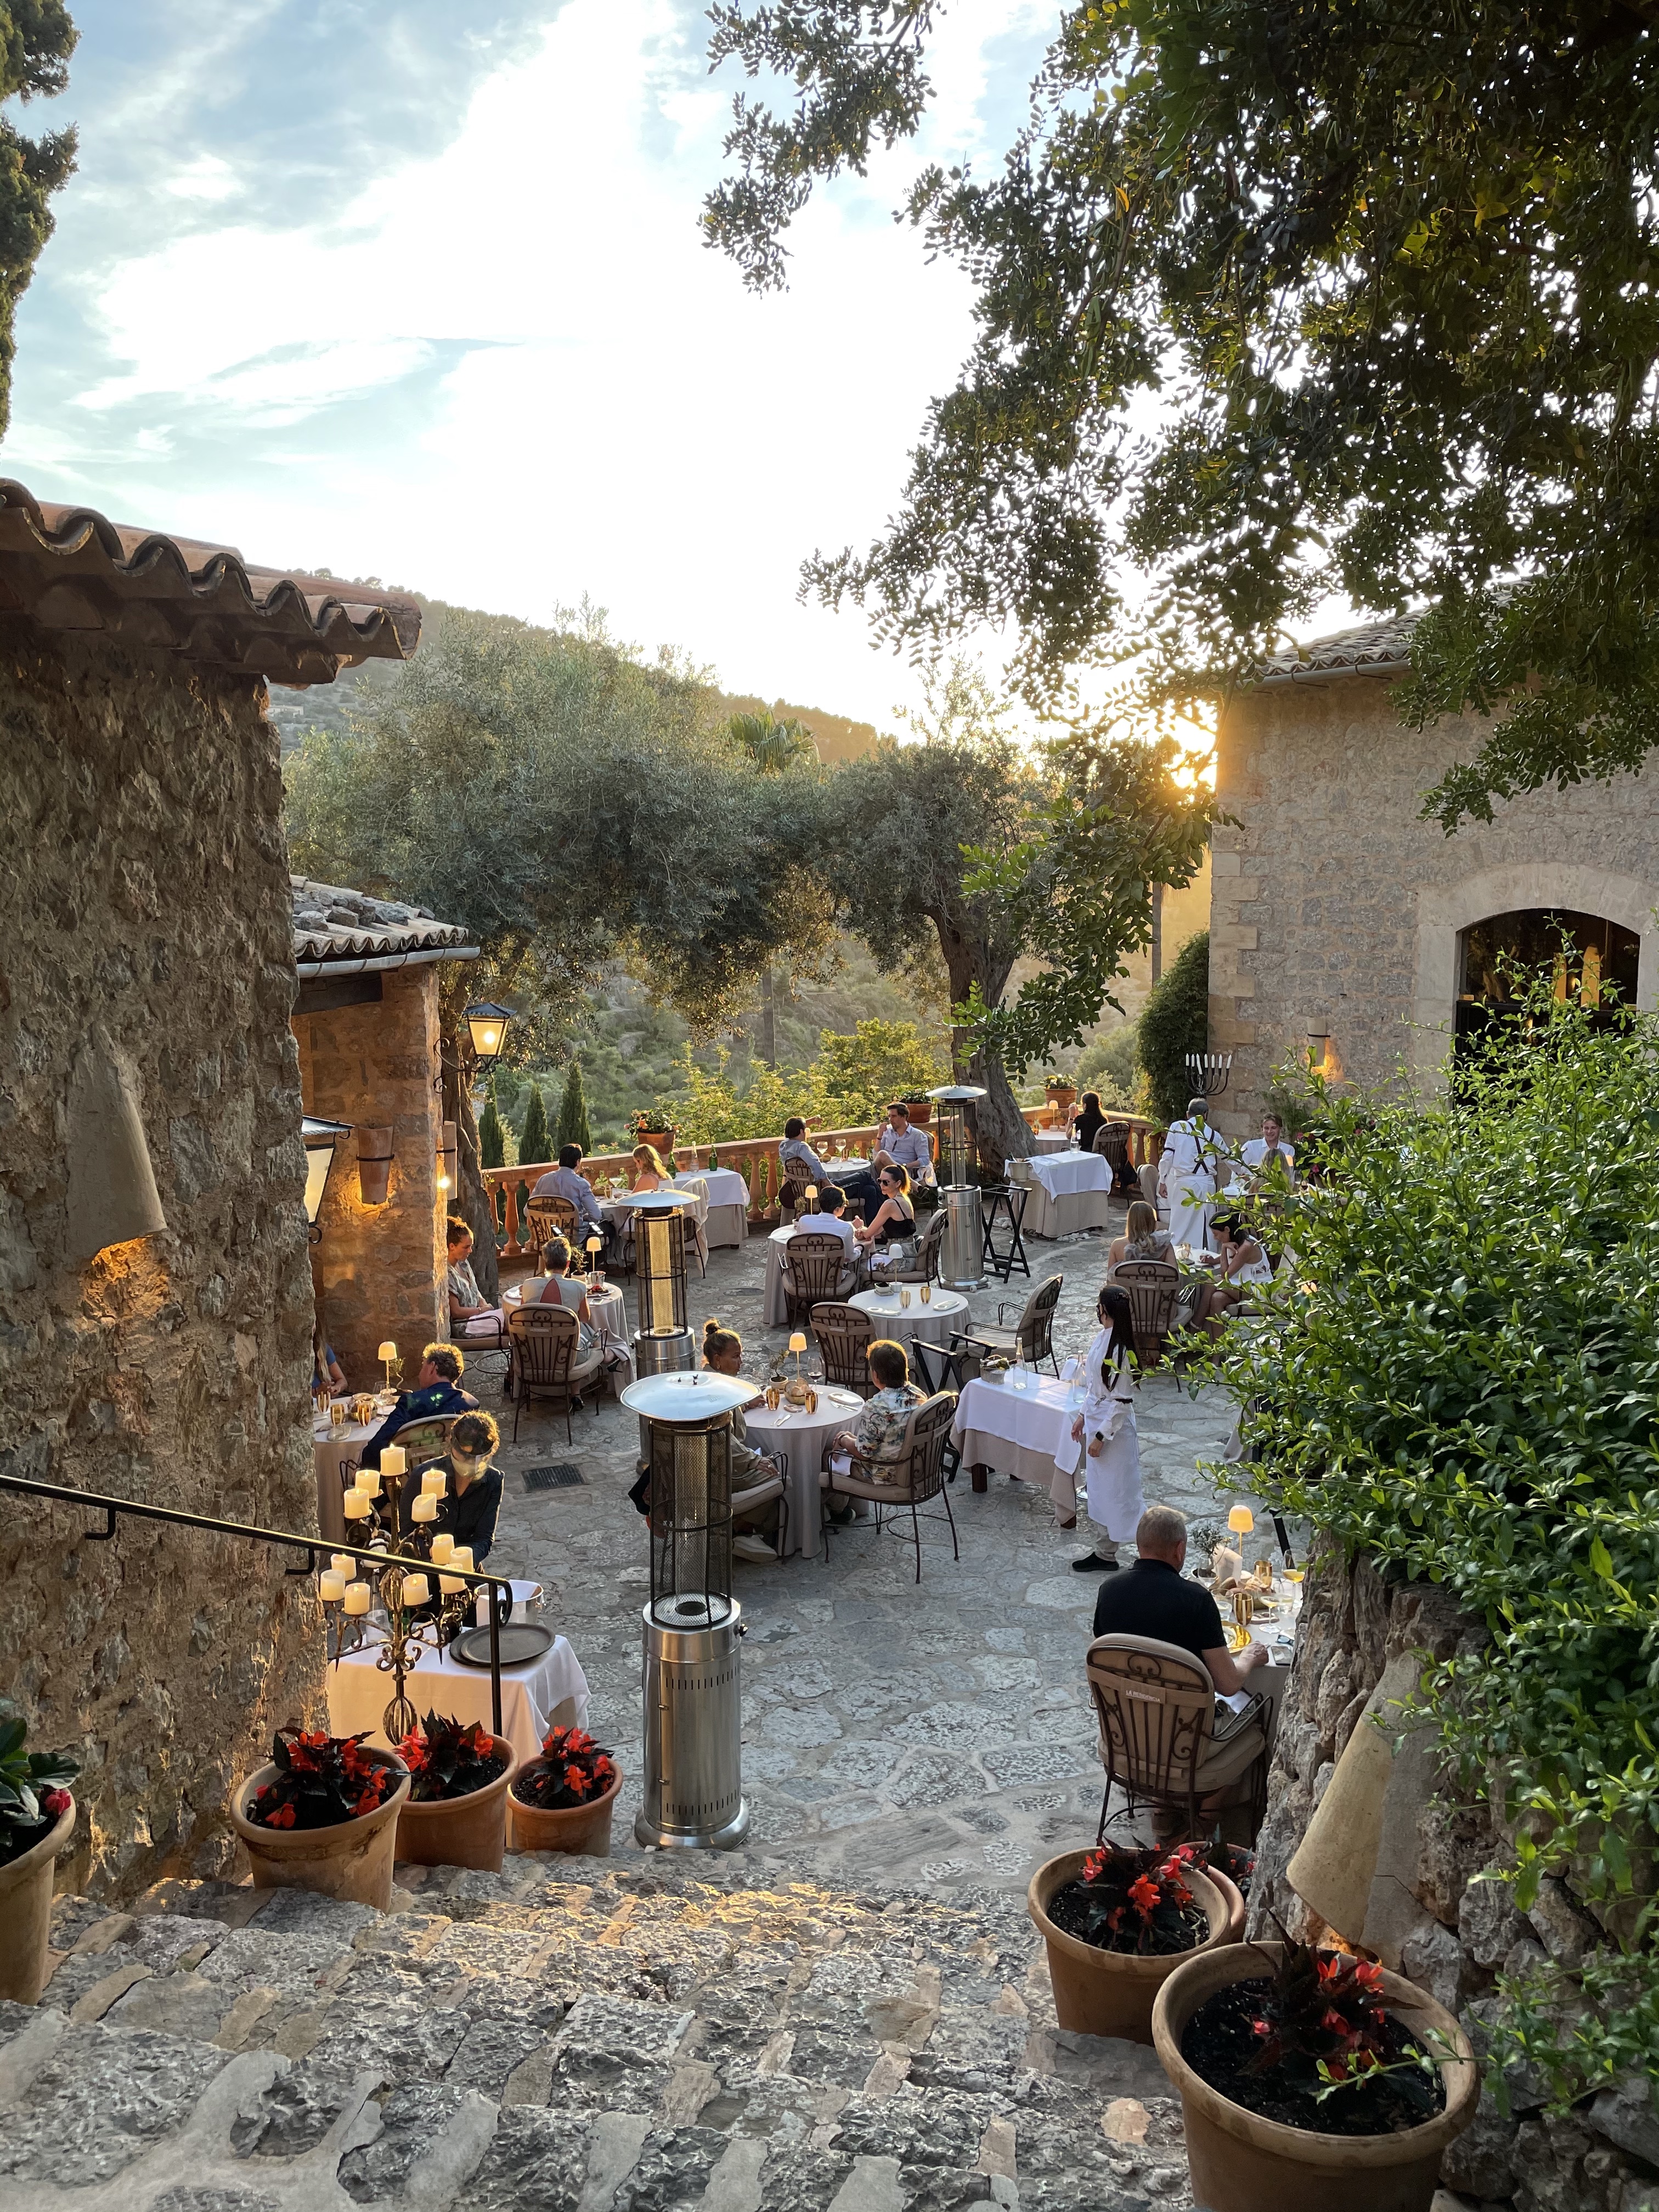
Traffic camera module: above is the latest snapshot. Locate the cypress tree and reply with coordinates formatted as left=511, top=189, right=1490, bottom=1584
left=517, top=1081, right=552, bottom=1169
left=477, top=1079, right=506, bottom=1171
left=555, top=1058, right=592, bottom=1155
left=1136, top=930, right=1210, bottom=1125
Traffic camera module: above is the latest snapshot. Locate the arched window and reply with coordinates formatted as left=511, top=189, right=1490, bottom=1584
left=1455, top=909, right=1639, bottom=1047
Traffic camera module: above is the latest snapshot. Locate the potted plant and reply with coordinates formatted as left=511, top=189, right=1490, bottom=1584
left=1028, top=1842, right=1233, bottom=2045
left=1151, top=1929, right=1478, bottom=2212
left=902, top=1094, right=934, bottom=1128
left=1044, top=1073, right=1077, bottom=1114
left=394, top=1711, right=517, bottom=1872
left=507, top=1724, right=621, bottom=1857
left=229, top=1726, right=409, bottom=1910
left=626, top=1108, right=676, bottom=1158
left=0, top=1720, right=77, bottom=2004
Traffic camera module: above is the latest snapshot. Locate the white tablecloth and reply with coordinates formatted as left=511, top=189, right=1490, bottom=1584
left=503, top=1280, right=633, bottom=1396
left=326, top=1625, right=589, bottom=1763
left=951, top=1372, right=1078, bottom=1488
left=849, top=1286, right=967, bottom=1350
left=763, top=1226, right=861, bottom=1327
left=1035, top=1129, right=1072, bottom=1153
left=744, top=1390, right=866, bottom=1558
left=673, top=1168, right=749, bottom=1248
left=313, top=1420, right=377, bottom=1546
left=1014, top=1151, right=1115, bottom=1239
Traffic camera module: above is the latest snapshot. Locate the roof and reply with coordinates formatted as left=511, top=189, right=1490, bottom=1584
left=0, top=479, right=421, bottom=689
left=291, top=877, right=477, bottom=972
left=1255, top=613, right=1417, bottom=687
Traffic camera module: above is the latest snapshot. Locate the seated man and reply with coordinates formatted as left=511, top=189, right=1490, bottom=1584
left=780, top=1116, right=883, bottom=1221
left=871, top=1101, right=934, bottom=1185
left=1092, top=1503, right=1268, bottom=1694
left=1240, top=1112, right=1296, bottom=1188
left=531, top=1143, right=606, bottom=1240
left=427, top=1410, right=504, bottom=1566
left=790, top=1183, right=857, bottom=1255
left=360, top=1342, right=478, bottom=1469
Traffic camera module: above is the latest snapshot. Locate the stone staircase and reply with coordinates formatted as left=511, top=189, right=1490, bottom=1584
left=0, top=1854, right=1198, bottom=2212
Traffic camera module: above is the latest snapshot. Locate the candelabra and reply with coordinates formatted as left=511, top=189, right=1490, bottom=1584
left=323, top=1450, right=479, bottom=1737
left=1185, top=1051, right=1233, bottom=1097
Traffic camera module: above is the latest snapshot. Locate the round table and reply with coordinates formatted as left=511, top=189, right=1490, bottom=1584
left=849, top=1285, right=967, bottom=1350
left=744, top=1387, right=866, bottom=1558
left=501, top=1279, right=633, bottom=1394
left=313, top=1413, right=386, bottom=1545
left=763, top=1225, right=859, bottom=1328
left=1035, top=1128, right=1072, bottom=1154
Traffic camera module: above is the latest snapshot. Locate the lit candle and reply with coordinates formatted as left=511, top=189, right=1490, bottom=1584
left=318, top=1570, right=346, bottom=1603
left=409, top=1493, right=437, bottom=1525
left=343, top=1581, right=372, bottom=1616
left=342, top=1489, right=369, bottom=1521
left=330, top=1554, right=354, bottom=1576
left=354, top=1468, right=381, bottom=1498
left=430, top=1533, right=455, bottom=1565
left=439, top=1568, right=465, bottom=1595
left=422, top=1468, right=446, bottom=1497
left=400, top=1573, right=431, bottom=1607
left=380, top=1446, right=407, bottom=1481
left=450, top=1547, right=474, bottom=1575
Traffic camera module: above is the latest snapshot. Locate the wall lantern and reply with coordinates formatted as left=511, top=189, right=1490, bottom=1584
left=465, top=1003, right=512, bottom=1070
left=1306, top=1026, right=1330, bottom=1074
left=356, top=1125, right=394, bottom=1206
left=437, top=1120, right=458, bottom=1197
left=302, top=1117, right=352, bottom=1239
left=65, top=1026, right=168, bottom=1265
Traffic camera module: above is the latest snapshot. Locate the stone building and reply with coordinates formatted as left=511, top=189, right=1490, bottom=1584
left=290, top=880, right=477, bottom=1391
left=1207, top=614, right=1659, bottom=1134
left=0, top=483, right=419, bottom=1896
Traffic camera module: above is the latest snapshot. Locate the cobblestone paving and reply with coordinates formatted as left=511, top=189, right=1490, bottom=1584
left=478, top=1211, right=1269, bottom=1892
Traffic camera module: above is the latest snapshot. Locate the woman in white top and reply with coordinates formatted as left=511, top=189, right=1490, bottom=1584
left=1193, top=1211, right=1274, bottom=1336
left=446, top=1219, right=504, bottom=1336
left=1053, top=1285, right=1145, bottom=1566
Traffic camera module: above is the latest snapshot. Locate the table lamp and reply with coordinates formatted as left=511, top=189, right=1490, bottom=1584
left=804, top=1183, right=818, bottom=1215
left=1228, top=1503, right=1255, bottom=1573
left=378, top=1341, right=397, bottom=1392
left=586, top=1233, right=603, bottom=1280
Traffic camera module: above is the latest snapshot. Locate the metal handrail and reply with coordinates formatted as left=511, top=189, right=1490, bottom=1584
left=0, top=1473, right=511, bottom=1735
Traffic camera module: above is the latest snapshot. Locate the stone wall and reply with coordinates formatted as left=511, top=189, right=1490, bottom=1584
left=292, top=967, right=447, bottom=1389
left=0, top=628, right=323, bottom=1900
left=1209, top=678, right=1659, bottom=1136
left=1251, top=1544, right=1656, bottom=2212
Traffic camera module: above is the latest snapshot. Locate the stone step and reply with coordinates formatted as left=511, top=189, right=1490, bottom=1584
left=0, top=1863, right=1198, bottom=2212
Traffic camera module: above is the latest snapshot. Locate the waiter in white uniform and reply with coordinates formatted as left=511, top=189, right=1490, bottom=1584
left=1054, top=1286, right=1146, bottom=1569
left=1159, top=1097, right=1229, bottom=1251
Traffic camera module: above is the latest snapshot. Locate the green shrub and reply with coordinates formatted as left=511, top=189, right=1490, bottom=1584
left=477, top=1081, right=506, bottom=1171
left=1214, top=990, right=1659, bottom=2106
left=1136, top=930, right=1209, bottom=1124
left=1076, top=1023, right=1140, bottom=1109
left=517, top=1082, right=551, bottom=1169
left=555, top=1059, right=592, bottom=1155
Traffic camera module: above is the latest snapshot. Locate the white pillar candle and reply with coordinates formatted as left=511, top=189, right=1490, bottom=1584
left=439, top=1569, right=465, bottom=1594
left=354, top=1468, right=381, bottom=1498
left=380, top=1445, right=407, bottom=1480
left=400, top=1573, right=431, bottom=1607
left=429, top=1533, right=455, bottom=1565
left=330, top=1553, right=354, bottom=1576
left=450, top=1547, right=474, bottom=1574
left=342, top=1489, right=369, bottom=1521
left=318, top=1570, right=346, bottom=1603
left=422, top=1468, right=447, bottom=1497
left=343, top=1581, right=372, bottom=1616
left=409, top=1492, right=437, bottom=1524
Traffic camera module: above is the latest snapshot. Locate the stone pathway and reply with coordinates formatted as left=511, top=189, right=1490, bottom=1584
left=477, top=1214, right=1272, bottom=1890
left=2, top=1864, right=1195, bottom=2211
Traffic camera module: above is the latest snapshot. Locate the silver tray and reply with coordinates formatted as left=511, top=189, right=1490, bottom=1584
left=448, top=1622, right=555, bottom=1669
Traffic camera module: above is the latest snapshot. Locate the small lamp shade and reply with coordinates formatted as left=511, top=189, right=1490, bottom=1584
left=788, top=1332, right=807, bottom=1354
left=1228, top=1505, right=1255, bottom=1535
left=378, top=1341, right=397, bottom=1363
left=465, top=1002, right=512, bottom=1068
left=65, top=1026, right=168, bottom=1263
left=437, top=1120, right=457, bottom=1195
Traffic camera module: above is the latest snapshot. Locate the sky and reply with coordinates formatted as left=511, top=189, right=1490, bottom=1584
left=0, top=0, right=1059, bottom=730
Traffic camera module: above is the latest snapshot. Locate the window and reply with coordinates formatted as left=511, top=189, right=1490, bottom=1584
left=1455, top=908, right=1639, bottom=1049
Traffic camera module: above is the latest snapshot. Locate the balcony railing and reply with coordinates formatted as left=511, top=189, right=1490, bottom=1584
left=481, top=1109, right=1156, bottom=1260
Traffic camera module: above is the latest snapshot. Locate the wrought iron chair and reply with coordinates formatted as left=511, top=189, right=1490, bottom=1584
left=781, top=1231, right=855, bottom=1327
left=955, top=1271, right=1063, bottom=1374
left=809, top=1300, right=875, bottom=1396
left=819, top=1392, right=960, bottom=1583
left=980, top=1181, right=1031, bottom=1284
left=505, top=1304, right=602, bottom=1444
left=778, top=1165, right=818, bottom=1223
left=389, top=1415, right=461, bottom=1468
left=1109, top=1258, right=1182, bottom=1369
left=1085, top=1633, right=1269, bottom=1845
left=1093, top=1120, right=1141, bottom=1196
left=892, top=1206, right=946, bottom=1285
left=526, top=1193, right=582, bottom=1250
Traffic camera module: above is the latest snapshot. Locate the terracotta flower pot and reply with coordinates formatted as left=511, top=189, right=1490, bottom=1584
left=396, top=1737, right=517, bottom=1872
left=1205, top=1863, right=1248, bottom=1943
left=1028, top=1849, right=1234, bottom=2046
left=507, top=1765, right=622, bottom=1857
left=636, top=1131, right=675, bottom=1159
left=0, top=1796, right=74, bottom=2004
left=904, top=1099, right=934, bottom=1127
left=229, top=1752, right=409, bottom=1911
left=1150, top=1939, right=1479, bottom=2212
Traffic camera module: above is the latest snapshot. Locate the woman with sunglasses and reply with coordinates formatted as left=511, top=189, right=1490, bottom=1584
left=1054, top=1284, right=1144, bottom=1571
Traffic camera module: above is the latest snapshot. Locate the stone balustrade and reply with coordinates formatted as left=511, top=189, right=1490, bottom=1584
left=481, top=1108, right=1156, bottom=1257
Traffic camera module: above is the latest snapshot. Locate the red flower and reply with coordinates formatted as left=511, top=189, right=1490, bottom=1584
left=41, top=1788, right=71, bottom=1820
left=267, top=1802, right=297, bottom=1829
left=1127, top=1873, right=1161, bottom=1920
left=1082, top=1848, right=1108, bottom=1884
left=562, top=1763, right=592, bottom=1799
left=1251, top=2017, right=1272, bottom=2038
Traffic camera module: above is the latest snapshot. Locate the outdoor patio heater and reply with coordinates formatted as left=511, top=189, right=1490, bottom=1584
left=620, top=1369, right=753, bottom=1850
left=929, top=1082, right=988, bottom=1292
left=629, top=1192, right=695, bottom=1379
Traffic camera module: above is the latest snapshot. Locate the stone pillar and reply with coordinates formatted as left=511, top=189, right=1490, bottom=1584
left=293, top=967, right=448, bottom=1390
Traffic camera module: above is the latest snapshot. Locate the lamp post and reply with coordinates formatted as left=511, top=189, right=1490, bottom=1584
left=928, top=1084, right=988, bottom=1292
left=464, top=1003, right=513, bottom=1071
left=620, top=1369, right=753, bottom=1850
left=301, top=1117, right=352, bottom=1242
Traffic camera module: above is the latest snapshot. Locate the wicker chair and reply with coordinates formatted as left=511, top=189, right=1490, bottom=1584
left=819, top=1392, right=960, bottom=1583
left=781, top=1231, right=855, bottom=1327
left=526, top=1193, right=582, bottom=1249
left=810, top=1300, right=875, bottom=1396
left=892, top=1207, right=946, bottom=1285
left=1109, top=1258, right=1181, bottom=1368
left=1085, top=1633, right=1268, bottom=1844
left=956, top=1271, right=1063, bottom=1374
left=505, top=1304, right=602, bottom=1444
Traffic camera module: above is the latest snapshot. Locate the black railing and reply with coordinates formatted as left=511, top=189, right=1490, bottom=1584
left=0, top=1474, right=510, bottom=1734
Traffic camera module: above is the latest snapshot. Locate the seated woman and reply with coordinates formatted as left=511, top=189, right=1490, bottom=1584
left=1109, top=1198, right=1175, bottom=1269
left=1192, top=1210, right=1274, bottom=1336
left=851, top=1164, right=916, bottom=1252
left=1070, top=1088, right=1108, bottom=1154
left=630, top=1143, right=673, bottom=1190
left=427, top=1410, right=504, bottom=1565
left=311, top=1325, right=347, bottom=1400
left=446, top=1217, right=504, bottom=1336
left=533, top=1236, right=599, bottom=1344
left=828, top=1340, right=926, bottom=1505
left=702, top=1321, right=783, bottom=1562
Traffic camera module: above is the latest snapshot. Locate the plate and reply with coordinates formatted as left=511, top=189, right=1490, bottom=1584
left=448, top=1622, right=555, bottom=1669
left=822, top=1389, right=862, bottom=1406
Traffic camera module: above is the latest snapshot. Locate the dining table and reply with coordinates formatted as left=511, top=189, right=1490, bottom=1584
left=848, top=1283, right=966, bottom=1350
left=950, top=1368, right=1079, bottom=1497
left=312, top=1403, right=392, bottom=1545
left=1035, top=1128, right=1073, bottom=1154
left=743, top=1385, right=866, bottom=1559
left=673, top=1167, right=749, bottom=1248
left=1011, top=1148, right=1115, bottom=1239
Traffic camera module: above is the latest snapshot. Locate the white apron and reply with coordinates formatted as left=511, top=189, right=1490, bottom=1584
left=1053, top=1328, right=1145, bottom=1542
left=1160, top=1118, right=1225, bottom=1251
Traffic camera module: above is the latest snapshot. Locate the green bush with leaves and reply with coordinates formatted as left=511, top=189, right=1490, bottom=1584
left=639, top=1020, right=947, bottom=1149
left=1136, top=931, right=1210, bottom=1125
left=1216, top=992, right=1658, bottom=2106
left=1076, top=1024, right=1140, bottom=1111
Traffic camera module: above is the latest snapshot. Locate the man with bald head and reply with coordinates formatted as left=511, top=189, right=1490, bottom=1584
left=1091, top=1503, right=1269, bottom=1695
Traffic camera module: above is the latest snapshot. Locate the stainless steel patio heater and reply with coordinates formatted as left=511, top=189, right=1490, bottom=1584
left=620, top=1369, right=753, bottom=1850
left=929, top=1082, right=988, bottom=1293
left=629, top=1192, right=695, bottom=1378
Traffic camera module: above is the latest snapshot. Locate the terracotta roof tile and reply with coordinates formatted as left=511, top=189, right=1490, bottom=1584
left=1255, top=613, right=1417, bottom=686
left=291, top=877, right=473, bottom=967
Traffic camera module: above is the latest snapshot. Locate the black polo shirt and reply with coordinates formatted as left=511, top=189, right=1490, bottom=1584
left=1091, top=1557, right=1225, bottom=1661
